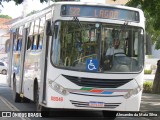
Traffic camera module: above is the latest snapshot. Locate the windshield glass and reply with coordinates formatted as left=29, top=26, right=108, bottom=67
left=51, top=20, right=144, bottom=73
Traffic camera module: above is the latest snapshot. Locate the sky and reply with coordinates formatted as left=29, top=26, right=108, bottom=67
left=0, top=0, right=105, bottom=19
left=0, top=1, right=49, bottom=18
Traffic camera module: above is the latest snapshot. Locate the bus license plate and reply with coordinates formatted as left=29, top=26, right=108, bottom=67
left=89, top=101, right=104, bottom=107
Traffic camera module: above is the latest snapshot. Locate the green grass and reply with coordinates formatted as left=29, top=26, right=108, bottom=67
left=144, top=70, right=152, bottom=74
left=143, top=81, right=153, bottom=93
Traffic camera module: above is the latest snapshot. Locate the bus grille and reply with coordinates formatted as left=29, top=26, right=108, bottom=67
left=63, top=75, right=132, bottom=88
left=70, top=100, right=121, bottom=108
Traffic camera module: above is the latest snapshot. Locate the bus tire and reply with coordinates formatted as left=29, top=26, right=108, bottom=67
left=13, top=77, right=21, bottom=103
left=34, top=81, right=38, bottom=103
left=102, top=111, right=117, bottom=118
left=34, top=83, right=50, bottom=117
left=38, top=105, right=50, bottom=117
left=22, top=97, right=30, bottom=103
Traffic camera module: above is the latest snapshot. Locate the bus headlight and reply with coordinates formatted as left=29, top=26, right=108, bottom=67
left=50, top=82, right=69, bottom=96
left=124, top=85, right=142, bottom=99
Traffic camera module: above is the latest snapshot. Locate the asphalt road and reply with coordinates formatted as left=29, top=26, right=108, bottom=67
left=0, top=74, right=159, bottom=120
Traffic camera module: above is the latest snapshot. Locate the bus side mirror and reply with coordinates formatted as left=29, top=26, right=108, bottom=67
left=146, top=34, right=152, bottom=55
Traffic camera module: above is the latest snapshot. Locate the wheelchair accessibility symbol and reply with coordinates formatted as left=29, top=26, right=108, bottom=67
left=86, top=59, right=98, bottom=72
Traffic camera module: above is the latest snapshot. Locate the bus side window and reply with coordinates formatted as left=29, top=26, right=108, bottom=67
left=31, top=36, right=36, bottom=50
left=13, top=39, right=17, bottom=51
left=38, top=35, right=43, bottom=50
left=16, top=39, right=19, bottom=51
left=36, top=35, right=40, bottom=50
left=17, top=39, right=22, bottom=51
left=27, top=37, right=32, bottom=50
left=16, top=40, right=18, bottom=51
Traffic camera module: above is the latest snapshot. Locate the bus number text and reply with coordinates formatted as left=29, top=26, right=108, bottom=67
left=51, top=96, right=64, bottom=102
left=69, top=7, right=80, bottom=16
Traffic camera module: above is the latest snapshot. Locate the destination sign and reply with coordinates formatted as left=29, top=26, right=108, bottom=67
left=61, top=5, right=139, bottom=22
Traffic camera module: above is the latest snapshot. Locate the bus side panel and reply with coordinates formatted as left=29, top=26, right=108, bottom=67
left=23, top=43, right=42, bottom=100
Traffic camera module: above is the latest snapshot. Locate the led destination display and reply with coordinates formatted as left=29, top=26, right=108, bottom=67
left=61, top=5, right=139, bottom=22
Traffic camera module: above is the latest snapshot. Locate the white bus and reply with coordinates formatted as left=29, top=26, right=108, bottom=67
left=8, top=2, right=145, bottom=117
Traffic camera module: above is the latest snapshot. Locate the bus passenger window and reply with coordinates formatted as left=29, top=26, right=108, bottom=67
left=38, top=35, right=43, bottom=50
left=17, top=39, right=22, bottom=51
left=31, top=36, right=36, bottom=50
left=36, top=35, right=40, bottom=50
left=27, top=37, right=32, bottom=50
left=13, top=39, right=17, bottom=51
left=16, top=40, right=19, bottom=51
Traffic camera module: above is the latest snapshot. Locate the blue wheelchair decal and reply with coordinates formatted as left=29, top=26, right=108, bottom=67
left=86, top=59, right=99, bottom=72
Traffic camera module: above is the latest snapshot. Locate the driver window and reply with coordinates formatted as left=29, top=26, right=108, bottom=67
left=102, top=28, right=126, bottom=57
left=102, top=27, right=129, bottom=71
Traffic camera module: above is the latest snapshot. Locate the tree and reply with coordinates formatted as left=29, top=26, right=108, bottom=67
left=0, top=14, right=12, bottom=19
left=126, top=0, right=160, bottom=45
left=0, top=0, right=73, bottom=5
left=26, top=10, right=39, bottom=17
left=0, top=0, right=48, bottom=6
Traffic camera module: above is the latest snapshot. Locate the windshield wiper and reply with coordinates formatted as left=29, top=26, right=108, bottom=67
left=116, top=21, right=129, bottom=39
left=72, top=17, right=84, bottom=30
left=120, top=21, right=128, bottom=32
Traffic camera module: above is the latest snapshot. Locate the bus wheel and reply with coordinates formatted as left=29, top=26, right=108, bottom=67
left=34, top=83, right=39, bottom=109
left=35, top=84, right=50, bottom=117
left=102, top=111, right=117, bottom=119
left=22, top=97, right=30, bottom=103
left=13, top=77, right=21, bottom=103
left=38, top=105, right=50, bottom=117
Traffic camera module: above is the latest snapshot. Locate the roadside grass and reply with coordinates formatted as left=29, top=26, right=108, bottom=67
left=143, top=81, right=153, bottom=93
left=144, top=70, right=152, bottom=74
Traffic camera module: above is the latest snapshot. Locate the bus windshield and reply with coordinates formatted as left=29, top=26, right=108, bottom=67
left=51, top=20, right=144, bottom=73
